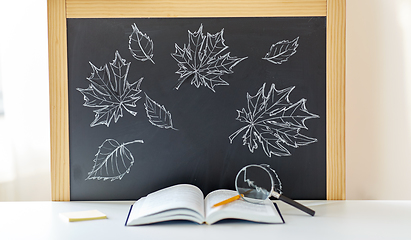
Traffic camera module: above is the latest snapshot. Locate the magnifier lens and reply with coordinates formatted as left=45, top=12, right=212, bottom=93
left=235, top=165, right=272, bottom=203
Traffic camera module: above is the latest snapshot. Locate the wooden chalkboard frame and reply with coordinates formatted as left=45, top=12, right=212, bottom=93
left=47, top=0, right=345, bottom=201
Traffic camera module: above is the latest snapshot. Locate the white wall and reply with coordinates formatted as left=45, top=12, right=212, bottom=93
left=0, top=0, right=410, bottom=201
left=346, top=0, right=411, bottom=199
left=0, top=0, right=51, bottom=201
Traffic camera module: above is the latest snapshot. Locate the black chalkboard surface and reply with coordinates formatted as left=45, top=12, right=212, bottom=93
left=67, top=17, right=326, bottom=201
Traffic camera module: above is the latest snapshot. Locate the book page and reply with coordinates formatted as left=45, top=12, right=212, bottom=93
left=204, top=189, right=283, bottom=224
left=134, top=184, right=205, bottom=219
left=127, top=196, right=204, bottom=225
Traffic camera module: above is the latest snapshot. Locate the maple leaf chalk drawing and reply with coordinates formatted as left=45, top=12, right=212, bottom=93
left=77, top=51, right=143, bottom=127
left=129, top=23, right=155, bottom=64
left=229, top=83, right=319, bottom=157
left=144, top=93, right=177, bottom=130
left=171, top=24, right=248, bottom=92
left=262, top=37, right=299, bottom=64
left=86, top=139, right=144, bottom=181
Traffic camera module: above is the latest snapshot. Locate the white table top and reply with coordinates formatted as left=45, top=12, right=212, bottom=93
left=1, top=200, right=410, bottom=240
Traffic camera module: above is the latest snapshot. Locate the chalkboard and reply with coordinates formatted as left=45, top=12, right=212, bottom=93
left=66, top=17, right=326, bottom=201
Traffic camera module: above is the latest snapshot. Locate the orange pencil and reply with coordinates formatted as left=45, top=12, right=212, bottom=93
left=212, top=194, right=243, bottom=208
left=212, top=190, right=252, bottom=208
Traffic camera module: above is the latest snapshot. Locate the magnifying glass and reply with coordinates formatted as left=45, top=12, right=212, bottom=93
left=235, top=164, right=315, bottom=216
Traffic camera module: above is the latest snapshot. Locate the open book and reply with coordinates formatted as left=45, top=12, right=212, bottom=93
left=125, top=184, right=284, bottom=225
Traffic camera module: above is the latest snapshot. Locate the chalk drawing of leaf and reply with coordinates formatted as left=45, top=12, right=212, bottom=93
left=129, top=23, right=155, bottom=64
left=77, top=50, right=143, bottom=127
left=144, top=93, right=177, bottom=130
left=262, top=37, right=299, bottom=64
left=171, top=24, right=248, bottom=92
left=86, top=139, right=144, bottom=181
left=229, top=83, right=319, bottom=157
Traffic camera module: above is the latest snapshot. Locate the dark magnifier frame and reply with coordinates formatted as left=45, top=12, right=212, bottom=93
left=235, top=164, right=315, bottom=216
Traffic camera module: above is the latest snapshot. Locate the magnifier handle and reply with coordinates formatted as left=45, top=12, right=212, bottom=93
left=278, top=194, right=315, bottom=216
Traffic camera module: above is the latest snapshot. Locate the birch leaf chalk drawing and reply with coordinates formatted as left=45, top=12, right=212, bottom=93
left=262, top=37, right=299, bottom=64
left=77, top=51, right=143, bottom=127
left=144, top=93, right=177, bottom=130
left=86, top=139, right=144, bottom=181
left=129, top=23, right=155, bottom=64
left=171, top=24, right=248, bottom=92
left=229, top=83, right=319, bottom=157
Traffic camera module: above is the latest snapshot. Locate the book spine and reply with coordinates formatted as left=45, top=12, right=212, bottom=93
left=124, top=205, right=134, bottom=226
